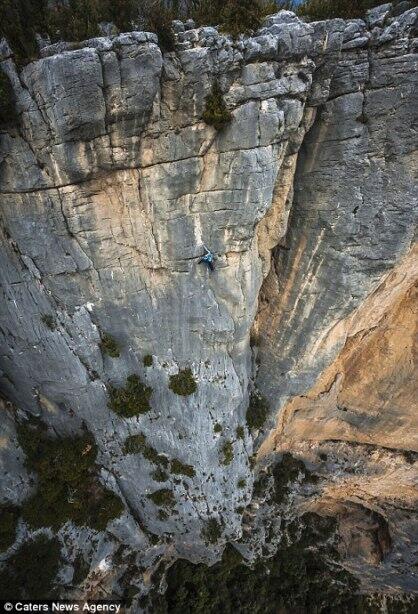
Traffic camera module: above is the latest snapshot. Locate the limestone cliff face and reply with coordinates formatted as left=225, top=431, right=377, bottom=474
left=0, top=3, right=417, bottom=605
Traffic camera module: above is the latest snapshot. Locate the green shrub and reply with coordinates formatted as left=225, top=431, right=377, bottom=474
left=41, top=313, right=57, bottom=330
left=152, top=467, right=169, bottom=483
left=170, top=459, right=196, bottom=478
left=192, top=0, right=224, bottom=27
left=246, top=391, right=269, bottom=430
left=123, top=433, right=168, bottom=467
left=220, top=0, right=270, bottom=38
left=192, top=0, right=280, bottom=35
left=169, top=368, right=197, bottom=396
left=17, top=420, right=123, bottom=531
left=271, top=453, right=318, bottom=504
left=221, top=441, right=234, bottom=466
left=100, top=332, right=120, bottom=358
left=144, top=1, right=176, bottom=51
left=201, top=518, right=222, bottom=544
left=143, top=354, right=153, bottom=367
left=236, top=425, right=245, bottom=440
left=100, top=0, right=138, bottom=32
left=213, top=423, right=223, bottom=434
left=0, top=70, right=17, bottom=127
left=123, top=432, right=147, bottom=454
left=237, top=478, right=246, bottom=489
left=0, top=534, right=62, bottom=599
left=108, top=374, right=152, bottom=417
left=0, top=504, right=20, bottom=552
left=72, top=553, right=90, bottom=586
left=150, top=514, right=362, bottom=613
left=147, top=488, right=175, bottom=508
left=253, top=453, right=318, bottom=505
left=202, top=82, right=232, bottom=131
left=46, top=0, right=101, bottom=43
left=297, top=0, right=384, bottom=20
left=0, top=0, right=48, bottom=65
left=92, top=488, right=124, bottom=531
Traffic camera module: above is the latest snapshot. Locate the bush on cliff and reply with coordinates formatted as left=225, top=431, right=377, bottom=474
left=123, top=432, right=169, bottom=467
left=17, top=418, right=124, bottom=531
left=100, top=332, right=120, bottom=358
left=0, top=70, right=17, bottom=126
left=0, top=535, right=62, bottom=599
left=202, top=82, right=232, bottom=130
left=169, top=368, right=197, bottom=396
left=108, top=374, right=153, bottom=416
left=148, top=513, right=362, bottom=613
left=246, top=390, right=269, bottom=430
left=0, top=504, right=20, bottom=552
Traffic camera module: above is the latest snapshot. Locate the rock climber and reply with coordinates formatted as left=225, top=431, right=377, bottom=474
left=198, top=245, right=215, bottom=271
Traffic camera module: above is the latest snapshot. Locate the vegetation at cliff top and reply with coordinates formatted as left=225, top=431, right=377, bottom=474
left=108, top=374, right=153, bottom=417
left=100, top=332, right=120, bottom=358
left=297, top=0, right=394, bottom=20
left=169, top=368, right=197, bottom=396
left=0, top=534, right=62, bottom=599
left=17, top=417, right=123, bottom=531
left=0, top=0, right=410, bottom=70
left=0, top=504, right=20, bottom=552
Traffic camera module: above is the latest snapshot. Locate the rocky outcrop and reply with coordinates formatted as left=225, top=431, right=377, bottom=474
left=0, top=3, right=417, bottom=605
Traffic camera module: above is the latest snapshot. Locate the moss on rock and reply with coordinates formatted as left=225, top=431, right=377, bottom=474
left=109, top=374, right=152, bottom=417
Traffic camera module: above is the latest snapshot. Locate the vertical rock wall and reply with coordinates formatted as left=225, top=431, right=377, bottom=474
left=0, top=4, right=417, bottom=597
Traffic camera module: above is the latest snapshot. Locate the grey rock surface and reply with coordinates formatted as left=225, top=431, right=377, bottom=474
left=0, top=4, right=417, bottom=600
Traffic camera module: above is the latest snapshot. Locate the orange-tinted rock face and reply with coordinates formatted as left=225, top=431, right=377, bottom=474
left=260, top=245, right=418, bottom=454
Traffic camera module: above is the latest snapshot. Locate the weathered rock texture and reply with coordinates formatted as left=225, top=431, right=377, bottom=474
left=0, top=3, right=417, bottom=605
